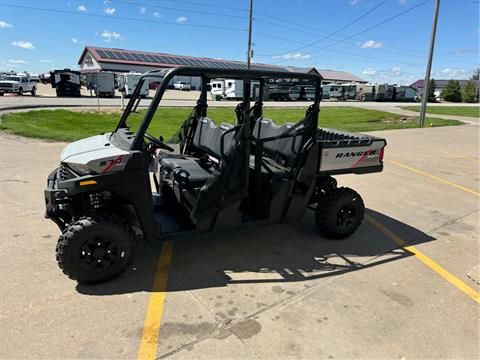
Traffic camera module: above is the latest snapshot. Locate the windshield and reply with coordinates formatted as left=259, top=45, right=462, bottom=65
left=5, top=77, right=21, bottom=81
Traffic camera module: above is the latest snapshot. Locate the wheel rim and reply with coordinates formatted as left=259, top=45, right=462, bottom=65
left=336, top=204, right=357, bottom=231
left=79, top=235, right=124, bottom=270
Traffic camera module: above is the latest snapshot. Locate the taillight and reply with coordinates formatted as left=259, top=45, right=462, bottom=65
left=379, top=147, right=385, bottom=161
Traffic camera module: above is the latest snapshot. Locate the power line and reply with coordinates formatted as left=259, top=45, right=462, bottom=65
left=0, top=2, right=247, bottom=32
left=274, top=0, right=431, bottom=61
left=111, top=0, right=247, bottom=20
left=268, top=0, right=388, bottom=57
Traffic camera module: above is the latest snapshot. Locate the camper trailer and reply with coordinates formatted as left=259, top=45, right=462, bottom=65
left=118, top=72, right=149, bottom=97
left=375, top=84, right=395, bottom=101
left=356, top=84, right=376, bottom=101
left=394, top=86, right=416, bottom=102
left=50, top=69, right=81, bottom=97
left=209, top=79, right=243, bottom=100
left=85, top=72, right=116, bottom=97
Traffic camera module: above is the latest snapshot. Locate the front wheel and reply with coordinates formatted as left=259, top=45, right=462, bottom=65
left=315, top=187, right=365, bottom=240
left=31, top=87, right=36, bottom=96
left=56, top=215, right=135, bottom=284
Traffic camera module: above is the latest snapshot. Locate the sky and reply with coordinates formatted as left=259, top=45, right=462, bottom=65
left=0, top=0, right=478, bottom=85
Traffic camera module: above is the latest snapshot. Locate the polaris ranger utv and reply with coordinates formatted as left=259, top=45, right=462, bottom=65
left=44, top=66, right=386, bottom=284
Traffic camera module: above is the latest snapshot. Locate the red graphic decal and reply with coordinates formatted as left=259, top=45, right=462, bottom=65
left=101, top=155, right=124, bottom=174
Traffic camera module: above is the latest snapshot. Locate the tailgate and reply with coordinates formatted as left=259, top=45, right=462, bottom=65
left=317, top=128, right=386, bottom=175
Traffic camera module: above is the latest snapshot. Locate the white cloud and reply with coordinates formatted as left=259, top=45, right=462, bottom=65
left=176, top=16, right=188, bottom=23
left=360, top=40, right=383, bottom=49
left=274, top=52, right=311, bottom=60
left=153, top=11, right=161, bottom=18
left=101, top=30, right=121, bottom=42
left=391, top=67, right=402, bottom=76
left=362, top=68, right=377, bottom=76
left=40, top=59, right=52, bottom=63
left=439, top=68, right=468, bottom=78
left=77, top=4, right=87, bottom=12
left=104, top=7, right=116, bottom=15
left=8, top=59, right=27, bottom=64
left=0, top=20, right=13, bottom=29
left=72, top=38, right=78, bottom=44
left=11, top=41, right=34, bottom=49
left=140, top=7, right=146, bottom=14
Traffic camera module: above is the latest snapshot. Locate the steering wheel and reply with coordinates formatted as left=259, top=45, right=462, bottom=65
left=144, top=132, right=174, bottom=152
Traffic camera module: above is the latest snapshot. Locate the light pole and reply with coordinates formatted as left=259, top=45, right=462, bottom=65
left=419, top=0, right=440, bottom=127
left=247, top=0, right=253, bottom=68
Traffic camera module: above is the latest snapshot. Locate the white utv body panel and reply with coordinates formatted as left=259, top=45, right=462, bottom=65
left=61, top=133, right=131, bottom=174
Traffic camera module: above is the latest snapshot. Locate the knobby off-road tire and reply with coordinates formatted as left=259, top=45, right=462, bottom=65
left=315, top=187, right=365, bottom=240
left=56, top=215, right=135, bottom=284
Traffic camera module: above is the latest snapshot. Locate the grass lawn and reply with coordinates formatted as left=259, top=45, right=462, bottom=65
left=401, top=105, right=480, bottom=118
left=0, top=107, right=463, bottom=142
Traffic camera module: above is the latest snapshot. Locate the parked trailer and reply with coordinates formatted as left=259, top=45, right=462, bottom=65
left=117, top=72, right=149, bottom=97
left=356, top=84, right=375, bottom=101
left=375, top=84, right=394, bottom=101
left=85, top=72, right=116, bottom=98
left=50, top=69, right=81, bottom=97
left=393, top=86, right=416, bottom=102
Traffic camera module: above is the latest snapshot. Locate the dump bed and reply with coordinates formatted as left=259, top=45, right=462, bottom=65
left=317, top=128, right=386, bottom=175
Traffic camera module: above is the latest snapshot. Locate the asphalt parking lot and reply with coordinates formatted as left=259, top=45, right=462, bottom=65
left=0, top=122, right=479, bottom=359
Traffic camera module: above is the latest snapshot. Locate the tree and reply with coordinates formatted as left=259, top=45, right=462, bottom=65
left=441, top=80, right=462, bottom=102
left=462, top=81, right=477, bottom=103
left=427, top=78, right=436, bottom=102
left=470, top=67, right=480, bottom=81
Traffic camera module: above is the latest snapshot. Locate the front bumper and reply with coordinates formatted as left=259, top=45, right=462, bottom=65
left=44, top=168, right=70, bottom=229
left=0, top=88, right=19, bottom=93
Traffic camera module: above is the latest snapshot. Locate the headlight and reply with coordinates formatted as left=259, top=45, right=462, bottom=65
left=67, top=162, right=92, bottom=175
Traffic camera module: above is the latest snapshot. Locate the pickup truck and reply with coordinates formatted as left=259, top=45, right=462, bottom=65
left=173, top=81, right=191, bottom=91
left=0, top=75, right=37, bottom=96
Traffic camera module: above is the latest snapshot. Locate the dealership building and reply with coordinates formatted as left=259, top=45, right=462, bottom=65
left=78, top=46, right=365, bottom=88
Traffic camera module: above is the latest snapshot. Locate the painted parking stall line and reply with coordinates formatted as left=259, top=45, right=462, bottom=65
left=366, top=215, right=480, bottom=304
left=137, top=242, right=173, bottom=360
left=388, top=160, right=480, bottom=197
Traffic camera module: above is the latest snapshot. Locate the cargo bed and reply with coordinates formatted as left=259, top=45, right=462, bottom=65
left=316, top=128, right=386, bottom=175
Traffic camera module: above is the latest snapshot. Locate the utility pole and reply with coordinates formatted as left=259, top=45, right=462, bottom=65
left=419, top=0, right=440, bottom=127
left=247, top=0, right=253, bottom=68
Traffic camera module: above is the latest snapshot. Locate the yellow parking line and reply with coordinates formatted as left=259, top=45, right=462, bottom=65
left=389, top=160, right=480, bottom=197
left=440, top=150, right=479, bottom=163
left=366, top=215, right=480, bottom=304
left=137, top=242, right=173, bottom=360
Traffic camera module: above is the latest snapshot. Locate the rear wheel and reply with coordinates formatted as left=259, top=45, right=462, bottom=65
left=18, top=87, right=23, bottom=96
left=56, top=215, right=135, bottom=284
left=31, top=87, right=36, bottom=96
left=315, top=187, right=364, bottom=240
left=0, top=92, right=4, bottom=96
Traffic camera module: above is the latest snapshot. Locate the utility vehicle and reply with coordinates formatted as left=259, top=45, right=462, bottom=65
left=44, top=66, right=386, bottom=284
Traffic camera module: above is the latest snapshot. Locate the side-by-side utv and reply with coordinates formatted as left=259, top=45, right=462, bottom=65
left=44, top=67, right=387, bottom=284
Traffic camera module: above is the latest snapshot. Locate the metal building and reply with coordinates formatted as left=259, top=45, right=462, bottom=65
left=78, top=46, right=365, bottom=89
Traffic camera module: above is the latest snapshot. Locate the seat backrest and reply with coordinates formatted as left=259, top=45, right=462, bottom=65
left=252, top=118, right=303, bottom=166
left=193, top=117, right=235, bottom=159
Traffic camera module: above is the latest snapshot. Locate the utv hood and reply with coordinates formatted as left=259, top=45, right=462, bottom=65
left=60, top=133, right=130, bottom=173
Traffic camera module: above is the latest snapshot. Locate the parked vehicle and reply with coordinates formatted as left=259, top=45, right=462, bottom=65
left=393, top=86, right=416, bottom=102
left=40, top=73, right=51, bottom=84
left=289, top=86, right=301, bottom=101
left=0, top=75, right=36, bottom=96
left=117, top=72, right=149, bottom=97
left=375, top=84, right=395, bottom=101
left=50, top=69, right=81, bottom=97
left=356, top=84, right=376, bottom=101
left=44, top=66, right=386, bottom=284
left=173, top=81, right=191, bottom=91
left=85, top=72, right=116, bottom=97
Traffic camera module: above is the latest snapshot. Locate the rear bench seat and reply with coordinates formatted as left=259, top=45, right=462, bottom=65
left=251, top=118, right=304, bottom=175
